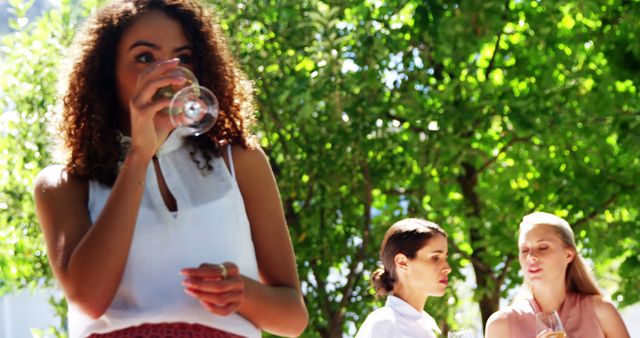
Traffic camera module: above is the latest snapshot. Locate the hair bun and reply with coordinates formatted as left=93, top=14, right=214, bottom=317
left=371, top=268, right=394, bottom=296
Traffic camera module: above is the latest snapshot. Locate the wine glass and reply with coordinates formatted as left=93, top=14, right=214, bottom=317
left=535, top=311, right=567, bottom=338
left=148, top=61, right=219, bottom=136
left=447, top=329, right=474, bottom=338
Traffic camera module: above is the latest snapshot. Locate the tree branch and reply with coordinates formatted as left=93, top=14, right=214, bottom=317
left=496, top=254, right=514, bottom=289
left=338, top=159, right=373, bottom=311
left=308, top=259, right=332, bottom=320
left=485, top=0, right=510, bottom=78
left=572, top=193, right=620, bottom=229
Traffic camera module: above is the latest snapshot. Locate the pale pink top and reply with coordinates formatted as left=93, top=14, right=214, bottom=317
left=502, top=292, right=604, bottom=338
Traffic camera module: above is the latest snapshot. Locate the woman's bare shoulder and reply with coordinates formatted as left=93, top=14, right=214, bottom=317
left=35, top=165, right=85, bottom=192
left=34, top=165, right=88, bottom=210
left=590, top=295, right=631, bottom=338
left=35, top=165, right=67, bottom=188
left=223, top=143, right=273, bottom=180
left=487, top=308, right=512, bottom=324
left=485, top=308, right=513, bottom=338
left=591, top=295, right=619, bottom=316
left=228, top=143, right=267, bottom=165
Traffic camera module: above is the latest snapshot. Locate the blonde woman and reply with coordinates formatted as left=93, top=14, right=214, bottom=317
left=356, top=218, right=451, bottom=338
left=485, top=212, right=630, bottom=338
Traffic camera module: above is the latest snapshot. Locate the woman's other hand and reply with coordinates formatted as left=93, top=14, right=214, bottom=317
left=181, top=262, right=244, bottom=316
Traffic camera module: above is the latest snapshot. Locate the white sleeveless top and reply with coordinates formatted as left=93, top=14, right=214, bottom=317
left=68, top=129, right=261, bottom=338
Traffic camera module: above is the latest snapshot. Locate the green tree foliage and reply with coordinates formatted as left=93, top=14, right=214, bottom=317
left=1, top=0, right=638, bottom=337
left=1, top=0, right=60, bottom=294
left=1, top=0, right=98, bottom=335
left=217, top=0, right=640, bottom=335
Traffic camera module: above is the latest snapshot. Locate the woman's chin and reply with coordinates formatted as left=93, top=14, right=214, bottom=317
left=428, top=287, right=447, bottom=298
left=528, top=276, right=549, bottom=290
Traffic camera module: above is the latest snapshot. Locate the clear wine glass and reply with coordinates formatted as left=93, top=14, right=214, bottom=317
left=535, top=311, right=567, bottom=338
left=148, top=61, right=219, bottom=136
left=447, top=329, right=474, bottom=338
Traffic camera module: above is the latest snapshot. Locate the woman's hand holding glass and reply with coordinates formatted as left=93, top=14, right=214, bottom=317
left=535, top=311, right=567, bottom=338
left=128, top=58, right=186, bottom=159
left=129, top=58, right=219, bottom=159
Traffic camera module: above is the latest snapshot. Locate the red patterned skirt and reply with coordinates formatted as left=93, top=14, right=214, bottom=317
left=87, top=323, right=245, bottom=338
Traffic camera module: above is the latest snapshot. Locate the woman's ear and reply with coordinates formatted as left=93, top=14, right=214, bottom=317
left=394, top=253, right=409, bottom=272
left=565, top=247, right=576, bottom=263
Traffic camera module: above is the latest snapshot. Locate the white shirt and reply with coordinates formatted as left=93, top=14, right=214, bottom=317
left=356, top=295, right=441, bottom=338
left=68, top=129, right=261, bottom=338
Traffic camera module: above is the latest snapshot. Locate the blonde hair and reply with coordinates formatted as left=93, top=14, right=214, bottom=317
left=519, top=212, right=601, bottom=296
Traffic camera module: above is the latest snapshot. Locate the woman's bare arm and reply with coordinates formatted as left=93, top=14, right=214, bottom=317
left=232, top=144, right=308, bottom=336
left=34, top=151, right=149, bottom=318
left=177, top=144, right=308, bottom=336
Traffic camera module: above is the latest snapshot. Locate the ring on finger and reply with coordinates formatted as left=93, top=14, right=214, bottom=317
left=219, top=263, right=228, bottom=279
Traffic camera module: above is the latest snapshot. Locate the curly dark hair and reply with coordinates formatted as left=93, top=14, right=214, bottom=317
left=54, top=0, right=256, bottom=186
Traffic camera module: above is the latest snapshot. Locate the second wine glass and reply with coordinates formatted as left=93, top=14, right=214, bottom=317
left=447, top=329, right=474, bottom=338
left=535, top=311, right=567, bottom=338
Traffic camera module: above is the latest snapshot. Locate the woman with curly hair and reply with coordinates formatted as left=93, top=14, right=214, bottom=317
left=33, top=1, right=307, bottom=337
left=355, top=218, right=451, bottom=338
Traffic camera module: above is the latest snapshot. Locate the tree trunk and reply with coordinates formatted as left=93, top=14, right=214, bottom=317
left=473, top=263, right=500, bottom=331
left=318, top=311, right=344, bottom=338
left=458, top=162, right=501, bottom=331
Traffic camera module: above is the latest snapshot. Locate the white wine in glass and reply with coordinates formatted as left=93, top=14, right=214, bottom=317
left=535, top=311, right=567, bottom=338
left=149, top=61, right=219, bottom=136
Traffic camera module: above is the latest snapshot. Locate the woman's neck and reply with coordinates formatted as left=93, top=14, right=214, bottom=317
left=532, top=282, right=567, bottom=312
left=118, top=112, right=131, bottom=136
left=393, top=284, right=427, bottom=312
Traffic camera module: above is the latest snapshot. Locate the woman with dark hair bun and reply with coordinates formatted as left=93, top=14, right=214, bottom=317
left=356, top=218, right=451, bottom=338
